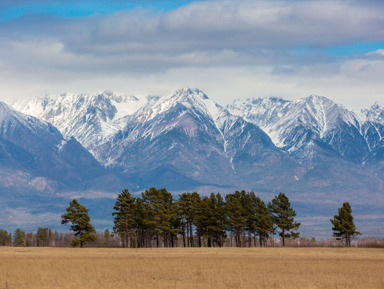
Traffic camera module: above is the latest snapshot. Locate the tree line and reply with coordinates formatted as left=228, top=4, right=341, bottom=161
left=58, top=189, right=300, bottom=248
left=110, top=189, right=303, bottom=248
left=0, top=188, right=361, bottom=248
left=0, top=227, right=121, bottom=247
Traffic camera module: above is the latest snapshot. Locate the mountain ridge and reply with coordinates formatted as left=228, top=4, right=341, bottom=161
left=1, top=89, right=384, bottom=237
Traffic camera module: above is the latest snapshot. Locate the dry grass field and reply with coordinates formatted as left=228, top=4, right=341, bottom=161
left=0, top=247, right=383, bottom=289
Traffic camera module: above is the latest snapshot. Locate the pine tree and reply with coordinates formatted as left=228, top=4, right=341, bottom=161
left=255, top=199, right=274, bottom=247
left=190, top=192, right=202, bottom=247
left=269, top=193, right=300, bottom=246
left=177, top=192, right=197, bottom=247
left=13, top=228, right=25, bottom=247
left=36, top=228, right=52, bottom=246
left=226, top=191, right=247, bottom=247
left=210, top=193, right=227, bottom=247
left=142, top=187, right=180, bottom=247
left=112, top=189, right=136, bottom=247
left=195, top=193, right=226, bottom=247
left=243, top=192, right=259, bottom=247
left=133, top=197, right=148, bottom=248
left=330, top=202, right=361, bottom=247
left=196, top=196, right=211, bottom=246
left=103, top=229, right=111, bottom=246
left=0, top=230, right=12, bottom=246
left=61, top=199, right=96, bottom=247
left=25, top=232, right=34, bottom=247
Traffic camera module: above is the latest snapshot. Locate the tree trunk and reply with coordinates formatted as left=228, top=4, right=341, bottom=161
left=182, top=225, right=186, bottom=247
left=190, top=223, right=194, bottom=247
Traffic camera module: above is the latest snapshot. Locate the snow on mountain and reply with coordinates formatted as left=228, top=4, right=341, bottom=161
left=0, top=101, right=63, bottom=152
left=95, top=88, right=299, bottom=189
left=227, top=97, right=291, bottom=129
left=97, top=88, right=238, bottom=165
left=12, top=92, right=151, bottom=152
left=363, top=103, right=384, bottom=124
left=0, top=100, right=122, bottom=194
left=6, top=88, right=384, bottom=192
left=0, top=100, right=55, bottom=133
left=132, top=88, right=238, bottom=136
left=228, top=95, right=384, bottom=163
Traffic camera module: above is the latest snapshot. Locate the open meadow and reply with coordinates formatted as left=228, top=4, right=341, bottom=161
left=0, top=247, right=383, bottom=289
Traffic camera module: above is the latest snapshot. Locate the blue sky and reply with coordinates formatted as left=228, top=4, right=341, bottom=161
left=0, top=0, right=383, bottom=108
left=0, top=1, right=196, bottom=21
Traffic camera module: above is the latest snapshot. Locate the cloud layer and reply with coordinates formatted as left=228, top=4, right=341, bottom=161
left=0, top=0, right=383, bottom=107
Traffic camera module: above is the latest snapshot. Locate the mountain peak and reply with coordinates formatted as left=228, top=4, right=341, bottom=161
left=363, top=102, right=384, bottom=124
left=168, top=88, right=209, bottom=100
left=129, top=88, right=240, bottom=137
left=0, top=100, right=37, bottom=127
left=300, top=94, right=335, bottom=106
left=0, top=100, right=11, bottom=112
left=141, top=88, right=216, bottom=121
left=227, top=97, right=291, bottom=130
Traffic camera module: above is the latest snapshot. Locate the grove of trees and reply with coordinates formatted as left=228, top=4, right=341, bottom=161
left=0, top=230, right=12, bottom=246
left=111, top=188, right=300, bottom=248
left=0, top=188, right=367, bottom=248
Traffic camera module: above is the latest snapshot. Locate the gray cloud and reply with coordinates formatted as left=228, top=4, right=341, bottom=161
left=3, top=1, right=384, bottom=54
left=0, top=0, right=383, bottom=107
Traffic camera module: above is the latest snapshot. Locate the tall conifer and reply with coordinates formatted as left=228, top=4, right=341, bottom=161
left=112, top=189, right=136, bottom=247
left=61, top=199, right=96, bottom=247
left=330, top=202, right=361, bottom=247
left=269, top=193, right=300, bottom=246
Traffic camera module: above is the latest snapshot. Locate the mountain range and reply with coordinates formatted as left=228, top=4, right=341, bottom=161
left=1, top=88, right=383, bottom=237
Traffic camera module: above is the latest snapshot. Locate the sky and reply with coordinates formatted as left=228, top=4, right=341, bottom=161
left=0, top=0, right=384, bottom=109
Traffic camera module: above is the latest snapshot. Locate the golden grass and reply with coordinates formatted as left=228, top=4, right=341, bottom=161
left=0, top=247, right=383, bottom=289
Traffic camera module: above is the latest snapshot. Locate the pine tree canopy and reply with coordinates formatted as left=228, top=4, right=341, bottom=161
left=13, top=228, right=26, bottom=247
left=269, top=193, right=300, bottom=246
left=330, top=202, right=361, bottom=247
left=112, top=189, right=136, bottom=247
left=61, top=199, right=96, bottom=247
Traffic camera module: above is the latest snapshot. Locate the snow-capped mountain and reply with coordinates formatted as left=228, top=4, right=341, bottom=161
left=12, top=92, right=154, bottom=153
left=0, top=101, right=122, bottom=194
left=227, top=97, right=291, bottom=129
left=9, top=88, right=384, bottom=189
left=363, top=103, right=384, bottom=125
left=228, top=95, right=384, bottom=164
left=2, top=89, right=384, bottom=237
left=96, top=88, right=299, bottom=189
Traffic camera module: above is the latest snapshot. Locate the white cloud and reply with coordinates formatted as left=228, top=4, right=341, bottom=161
left=0, top=0, right=383, bottom=108
left=3, top=208, right=60, bottom=226
left=57, top=191, right=118, bottom=199
left=367, top=49, right=384, bottom=57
